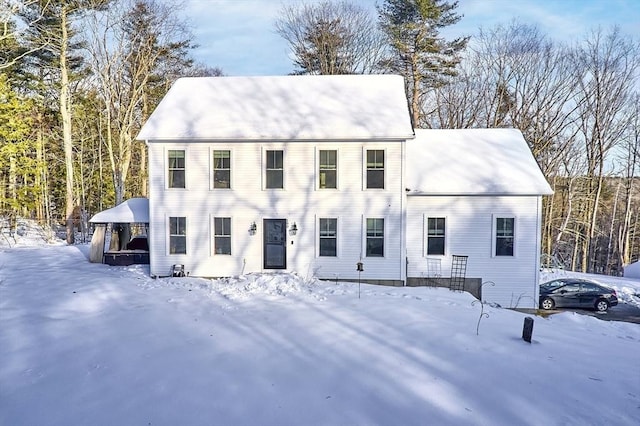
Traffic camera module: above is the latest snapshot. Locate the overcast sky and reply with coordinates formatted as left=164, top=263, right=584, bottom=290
left=182, top=0, right=640, bottom=76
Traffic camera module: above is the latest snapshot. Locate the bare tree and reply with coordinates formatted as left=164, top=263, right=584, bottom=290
left=86, top=0, right=195, bottom=204
left=617, top=94, right=640, bottom=268
left=275, top=0, right=386, bottom=75
left=570, top=27, right=640, bottom=272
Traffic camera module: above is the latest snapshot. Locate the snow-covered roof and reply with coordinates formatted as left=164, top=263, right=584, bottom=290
left=89, top=198, right=149, bottom=223
left=136, top=75, right=414, bottom=141
left=406, top=129, right=553, bottom=196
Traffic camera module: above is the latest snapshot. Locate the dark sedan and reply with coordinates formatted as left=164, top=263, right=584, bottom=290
left=539, top=278, right=618, bottom=312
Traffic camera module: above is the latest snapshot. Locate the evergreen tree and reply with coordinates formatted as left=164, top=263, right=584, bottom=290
left=378, top=0, right=468, bottom=126
left=20, top=0, right=107, bottom=243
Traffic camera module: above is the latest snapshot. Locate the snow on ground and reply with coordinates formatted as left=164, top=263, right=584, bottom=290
left=0, top=225, right=639, bottom=425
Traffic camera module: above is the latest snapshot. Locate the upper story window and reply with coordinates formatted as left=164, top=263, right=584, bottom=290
left=168, top=150, right=185, bottom=188
left=319, top=150, right=337, bottom=189
left=366, top=150, right=384, bottom=189
left=319, top=218, right=337, bottom=256
left=169, top=216, right=186, bottom=254
left=266, top=150, right=283, bottom=189
left=495, top=217, right=515, bottom=256
left=214, top=217, right=231, bottom=255
left=366, top=218, right=384, bottom=257
left=213, top=150, right=231, bottom=189
left=427, top=217, right=445, bottom=255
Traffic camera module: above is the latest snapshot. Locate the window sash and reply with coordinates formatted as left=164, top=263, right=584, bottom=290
left=169, top=216, right=186, bottom=254
left=213, top=150, right=231, bottom=189
left=366, top=218, right=384, bottom=257
left=319, top=150, right=337, bottom=189
left=319, top=218, right=337, bottom=257
left=214, top=217, right=231, bottom=255
left=495, top=217, right=514, bottom=256
left=427, top=217, right=445, bottom=255
left=266, top=150, right=284, bottom=188
left=168, top=150, right=185, bottom=188
left=366, top=150, right=384, bottom=189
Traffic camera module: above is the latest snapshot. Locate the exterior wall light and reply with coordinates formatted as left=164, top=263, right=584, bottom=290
left=290, top=222, right=298, bottom=235
left=249, top=221, right=257, bottom=235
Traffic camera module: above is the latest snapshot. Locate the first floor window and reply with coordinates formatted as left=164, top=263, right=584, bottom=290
left=319, top=218, right=337, bottom=256
left=266, top=150, right=284, bottom=188
left=169, top=216, right=186, bottom=254
left=214, top=217, right=231, bottom=255
left=495, top=217, right=514, bottom=256
left=213, top=150, right=231, bottom=188
left=168, top=150, right=185, bottom=188
left=366, top=218, right=384, bottom=257
left=427, top=217, right=445, bottom=255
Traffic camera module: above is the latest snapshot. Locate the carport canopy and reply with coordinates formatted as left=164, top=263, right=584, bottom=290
left=89, top=198, right=149, bottom=224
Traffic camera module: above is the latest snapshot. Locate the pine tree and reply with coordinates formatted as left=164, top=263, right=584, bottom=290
left=378, top=0, right=468, bottom=126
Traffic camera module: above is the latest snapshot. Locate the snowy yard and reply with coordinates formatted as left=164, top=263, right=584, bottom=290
left=1, top=242, right=639, bottom=425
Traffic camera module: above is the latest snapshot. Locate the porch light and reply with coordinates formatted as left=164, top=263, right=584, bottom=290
left=290, top=222, right=298, bottom=235
left=249, top=221, right=257, bottom=235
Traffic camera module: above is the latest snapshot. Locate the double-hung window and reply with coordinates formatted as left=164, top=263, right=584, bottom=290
left=495, top=217, right=515, bottom=256
left=319, top=150, right=337, bottom=189
left=168, top=150, right=185, bottom=188
left=366, top=218, right=384, bottom=257
left=427, top=217, right=445, bottom=255
left=366, top=150, right=384, bottom=189
left=213, top=150, right=231, bottom=189
left=266, top=150, right=284, bottom=189
left=214, top=217, right=231, bottom=255
left=169, top=216, right=186, bottom=254
left=319, top=218, right=337, bottom=256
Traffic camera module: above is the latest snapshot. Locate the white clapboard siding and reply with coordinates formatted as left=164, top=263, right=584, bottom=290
left=147, top=140, right=406, bottom=282
left=406, top=195, right=543, bottom=308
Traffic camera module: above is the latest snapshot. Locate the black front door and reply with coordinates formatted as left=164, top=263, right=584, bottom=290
left=264, top=219, right=287, bottom=269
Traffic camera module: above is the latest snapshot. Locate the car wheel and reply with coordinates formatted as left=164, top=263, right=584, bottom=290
left=541, top=297, right=555, bottom=310
left=595, top=299, right=609, bottom=312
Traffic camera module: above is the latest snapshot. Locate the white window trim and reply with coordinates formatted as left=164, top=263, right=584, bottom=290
left=362, top=147, right=387, bottom=190
left=262, top=146, right=286, bottom=190
left=492, top=214, right=516, bottom=258
left=423, top=214, right=447, bottom=257
left=363, top=215, right=386, bottom=258
left=165, top=146, right=189, bottom=190
left=316, top=215, right=340, bottom=258
left=210, top=147, right=233, bottom=190
left=211, top=215, right=232, bottom=256
left=166, top=214, right=188, bottom=256
left=315, top=147, right=339, bottom=190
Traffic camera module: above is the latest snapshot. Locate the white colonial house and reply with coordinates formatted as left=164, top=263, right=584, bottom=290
left=136, top=74, right=553, bottom=308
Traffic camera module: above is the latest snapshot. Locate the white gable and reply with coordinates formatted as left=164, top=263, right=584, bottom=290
left=137, top=75, right=414, bottom=141
left=406, top=128, right=553, bottom=196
